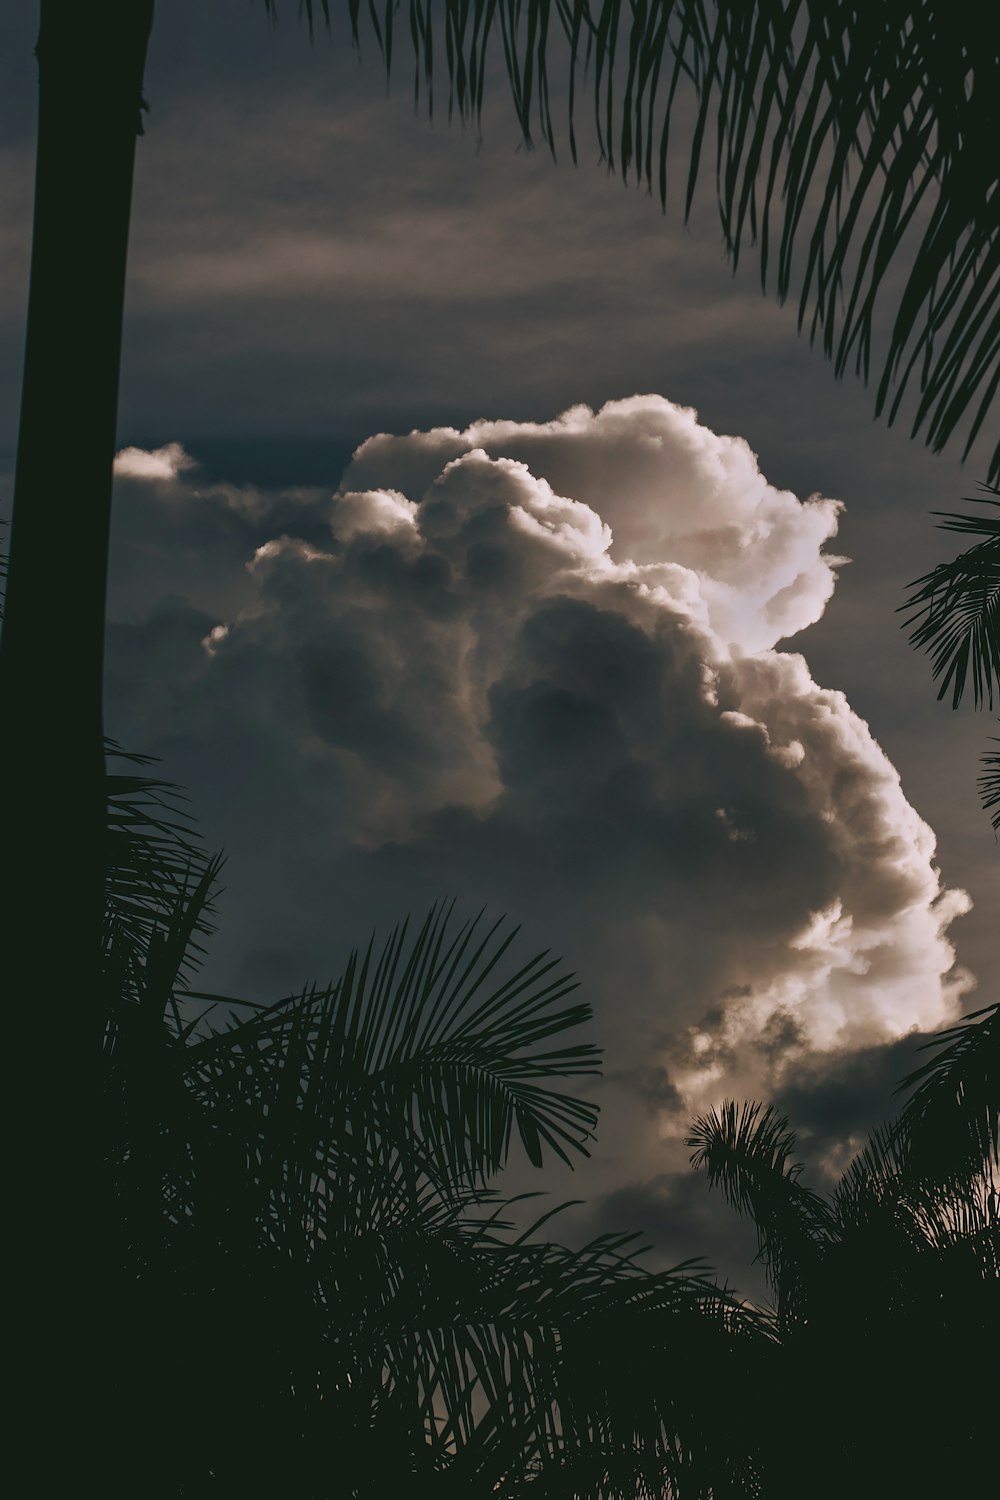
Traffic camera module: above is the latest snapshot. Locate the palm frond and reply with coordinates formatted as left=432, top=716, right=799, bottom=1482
left=104, top=739, right=220, bottom=993
left=686, top=1100, right=834, bottom=1317
left=685, top=1008, right=999, bottom=1498
left=281, top=1, right=1000, bottom=477
left=185, top=903, right=600, bottom=1199
left=833, top=1119, right=911, bottom=1213
left=361, top=1228, right=767, bottom=1498
left=899, top=488, right=1000, bottom=709
left=827, top=1004, right=998, bottom=1290
left=892, top=1000, right=999, bottom=1182
left=831, top=1116, right=999, bottom=1314
left=980, top=731, right=1000, bottom=832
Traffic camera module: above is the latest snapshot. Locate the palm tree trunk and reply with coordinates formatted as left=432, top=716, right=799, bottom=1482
left=1, top=1, right=154, bottom=1486
left=3, top=0, right=154, bottom=1020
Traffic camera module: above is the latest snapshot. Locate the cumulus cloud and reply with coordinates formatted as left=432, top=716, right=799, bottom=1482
left=341, top=395, right=848, bottom=652
left=106, top=397, right=973, bottom=1273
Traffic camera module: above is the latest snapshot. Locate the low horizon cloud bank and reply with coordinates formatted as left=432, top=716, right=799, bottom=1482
left=108, top=396, right=974, bottom=1266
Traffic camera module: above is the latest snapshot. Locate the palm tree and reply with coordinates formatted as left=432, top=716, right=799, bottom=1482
left=687, top=1003, right=998, bottom=1497
left=899, top=486, right=1000, bottom=831
left=3, top=15, right=154, bottom=1468
left=100, top=753, right=768, bottom=1497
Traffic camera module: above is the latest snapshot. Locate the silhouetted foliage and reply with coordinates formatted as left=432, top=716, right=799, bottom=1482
left=688, top=1003, right=999, bottom=1496
left=900, top=486, right=1000, bottom=831
left=893, top=1001, right=999, bottom=1184
left=980, top=733, right=1000, bottom=832
left=900, top=489, right=1000, bottom=711
left=102, top=755, right=768, bottom=1496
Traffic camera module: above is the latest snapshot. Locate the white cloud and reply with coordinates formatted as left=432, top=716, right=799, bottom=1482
left=106, top=397, right=973, bottom=1197
left=332, top=488, right=417, bottom=541
left=113, top=441, right=196, bottom=481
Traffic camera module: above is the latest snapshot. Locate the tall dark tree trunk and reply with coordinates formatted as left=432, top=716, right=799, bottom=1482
left=1, top=2, right=154, bottom=1486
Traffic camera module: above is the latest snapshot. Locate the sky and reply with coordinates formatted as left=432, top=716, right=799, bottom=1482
left=2, top=3, right=995, bottom=1293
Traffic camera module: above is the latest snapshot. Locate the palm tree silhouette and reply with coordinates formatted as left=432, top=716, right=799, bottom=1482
left=101, top=752, right=769, bottom=1496
left=3, top=17, right=155, bottom=1467
left=687, top=1003, right=998, bottom=1497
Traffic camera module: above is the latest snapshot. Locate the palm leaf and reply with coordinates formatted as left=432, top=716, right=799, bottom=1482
left=892, top=1000, right=999, bottom=1183
left=184, top=903, right=600, bottom=1194
left=275, top=1208, right=764, bottom=1496
left=980, top=732, right=1000, bottom=832
left=282, top=1, right=1000, bottom=478
left=834, top=1120, right=949, bottom=1243
left=686, top=1008, right=999, bottom=1500
left=899, top=488, right=1000, bottom=709
left=363, top=1226, right=766, bottom=1498
left=832, top=1005, right=998, bottom=1281
left=103, top=739, right=220, bottom=995
left=687, top=1100, right=834, bottom=1318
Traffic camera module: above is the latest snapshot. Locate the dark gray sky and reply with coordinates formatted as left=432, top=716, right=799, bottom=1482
left=2, top=3, right=995, bottom=1292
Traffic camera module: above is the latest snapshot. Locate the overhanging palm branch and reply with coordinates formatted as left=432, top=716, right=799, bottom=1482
left=289, top=1, right=1000, bottom=478
left=899, top=488, right=1000, bottom=710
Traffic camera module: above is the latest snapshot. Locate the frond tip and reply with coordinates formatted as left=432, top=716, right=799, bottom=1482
left=686, top=1101, right=833, bottom=1310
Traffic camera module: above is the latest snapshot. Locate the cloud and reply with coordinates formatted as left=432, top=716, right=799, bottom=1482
left=113, top=441, right=196, bottom=481
left=342, top=395, right=848, bottom=652
left=583, top=1169, right=763, bottom=1292
left=106, top=397, right=974, bottom=1263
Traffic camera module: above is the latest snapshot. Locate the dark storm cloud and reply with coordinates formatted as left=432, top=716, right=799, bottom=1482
left=772, top=1031, right=938, bottom=1180
left=584, top=1170, right=762, bottom=1294
left=366, top=588, right=839, bottom=957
